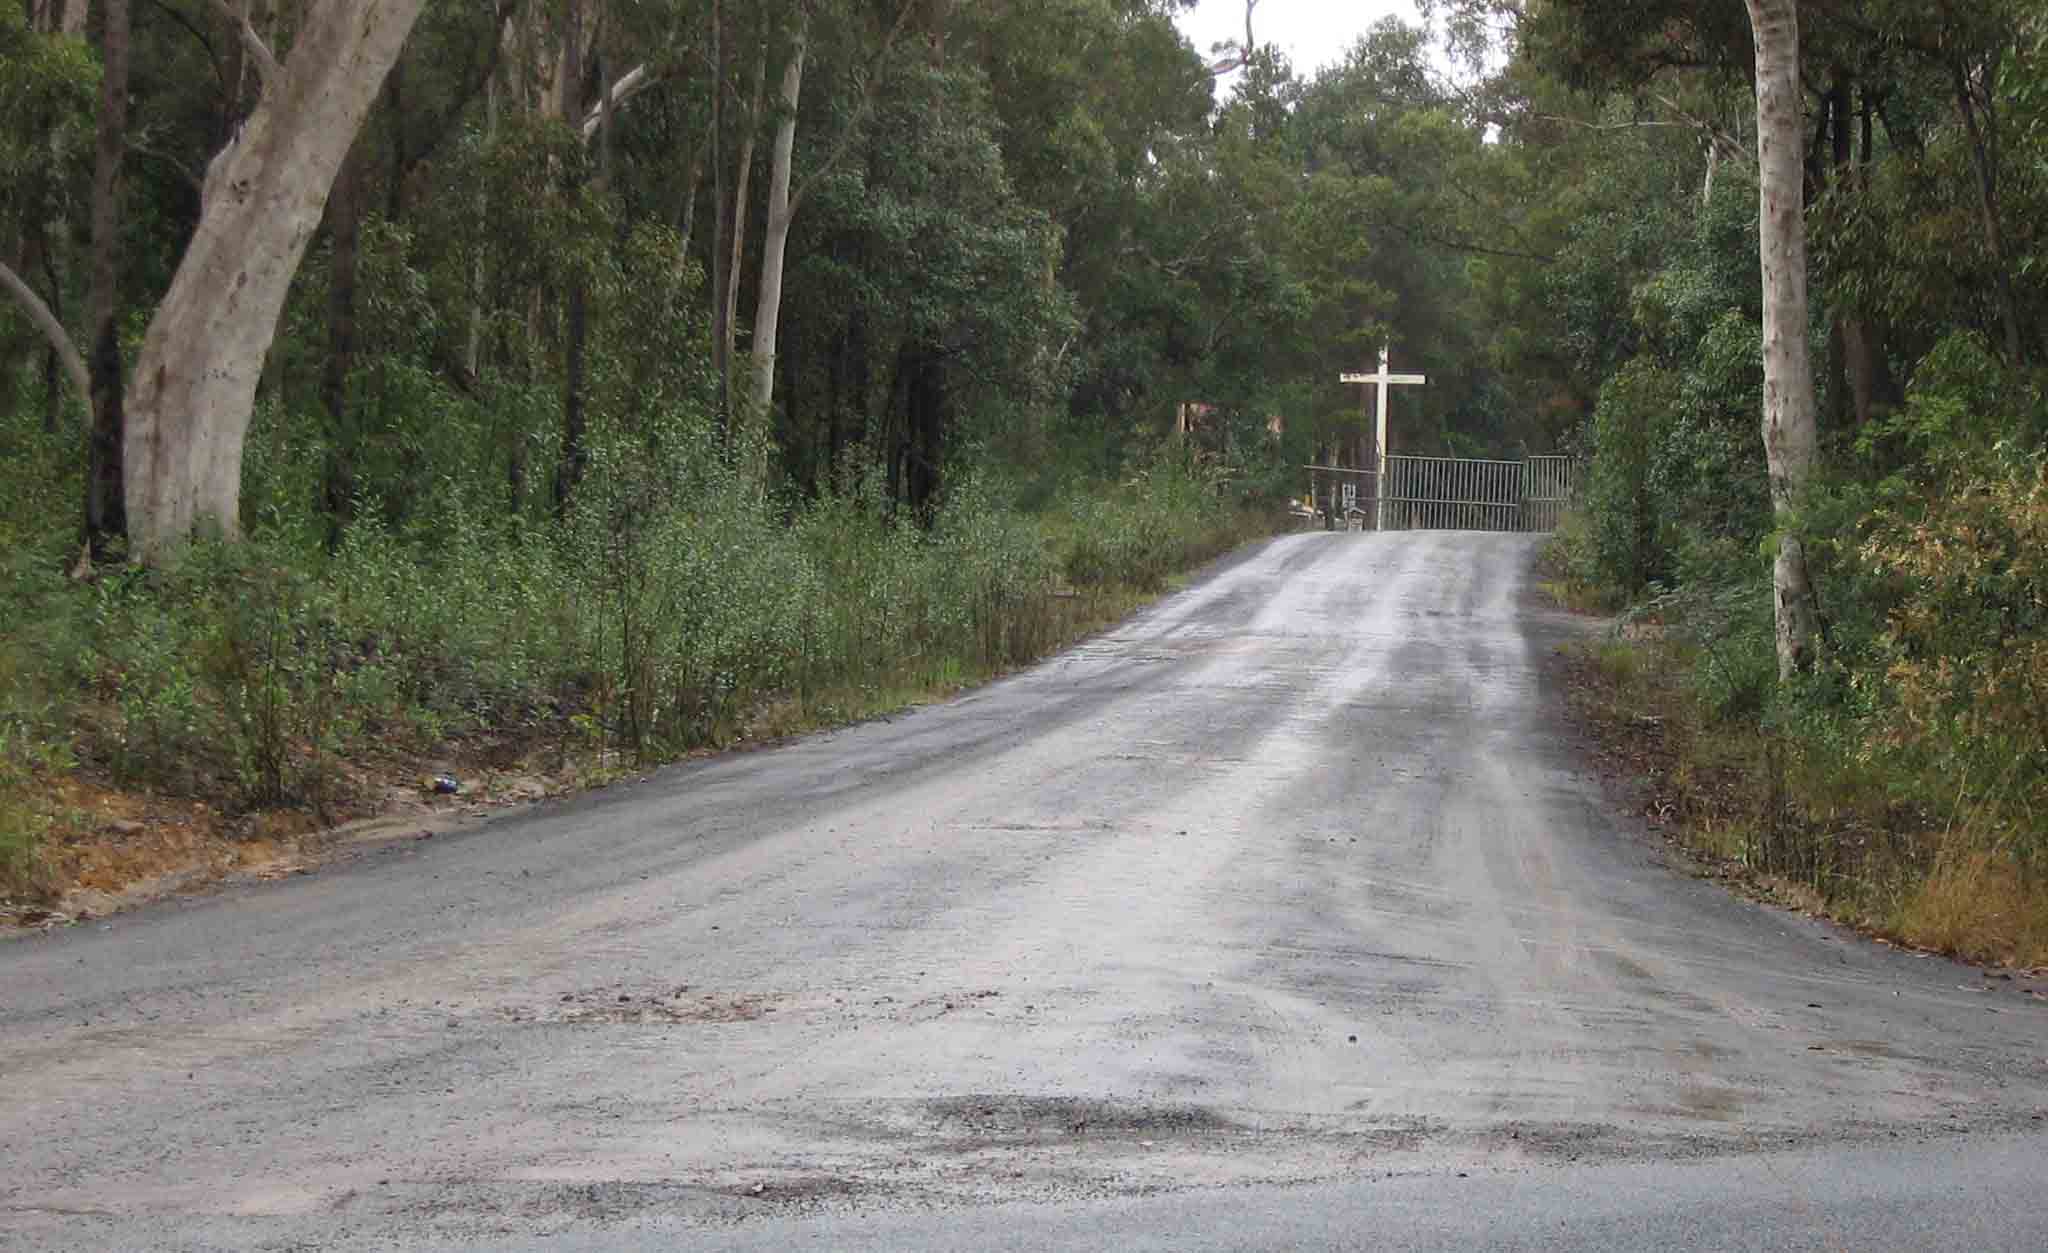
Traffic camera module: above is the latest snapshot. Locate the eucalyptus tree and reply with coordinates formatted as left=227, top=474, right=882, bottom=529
left=1743, top=0, right=1821, bottom=677
left=0, top=0, right=430, bottom=563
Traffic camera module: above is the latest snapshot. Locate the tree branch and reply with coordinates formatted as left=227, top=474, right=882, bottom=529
left=1650, top=93, right=1753, bottom=166
left=580, top=63, right=658, bottom=142
left=0, top=258, right=92, bottom=402
left=1203, top=0, right=1260, bottom=75
left=205, top=0, right=279, bottom=88
left=1387, top=220, right=1555, bottom=264
left=1533, top=114, right=1710, bottom=136
left=146, top=0, right=228, bottom=100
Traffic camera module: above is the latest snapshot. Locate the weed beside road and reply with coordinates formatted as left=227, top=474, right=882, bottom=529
left=1550, top=568, right=2048, bottom=970
left=0, top=451, right=1275, bottom=916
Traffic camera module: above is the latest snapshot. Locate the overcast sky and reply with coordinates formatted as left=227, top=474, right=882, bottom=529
left=1174, top=0, right=1427, bottom=83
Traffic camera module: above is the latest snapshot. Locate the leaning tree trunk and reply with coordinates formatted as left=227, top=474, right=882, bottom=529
left=724, top=43, right=767, bottom=378
left=122, top=0, right=429, bottom=562
left=1745, top=0, right=1822, bottom=679
left=745, top=21, right=805, bottom=472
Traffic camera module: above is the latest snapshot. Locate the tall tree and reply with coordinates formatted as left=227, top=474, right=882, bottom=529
left=1744, top=0, right=1820, bottom=678
left=116, top=0, right=430, bottom=561
left=745, top=1, right=914, bottom=466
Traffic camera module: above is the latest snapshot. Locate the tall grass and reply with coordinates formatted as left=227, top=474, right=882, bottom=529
left=0, top=430, right=1273, bottom=901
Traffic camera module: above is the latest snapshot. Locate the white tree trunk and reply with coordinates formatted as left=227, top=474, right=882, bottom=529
left=123, top=0, right=428, bottom=561
left=0, top=264, right=89, bottom=399
left=726, top=44, right=767, bottom=376
left=746, top=24, right=805, bottom=451
left=1745, top=0, right=1821, bottom=679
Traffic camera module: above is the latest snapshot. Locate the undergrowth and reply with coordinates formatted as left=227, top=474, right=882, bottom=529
left=1548, top=445, right=2048, bottom=967
left=0, top=430, right=1275, bottom=905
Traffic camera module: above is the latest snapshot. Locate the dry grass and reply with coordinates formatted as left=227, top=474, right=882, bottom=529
left=1554, top=624, right=2048, bottom=969
left=1894, top=850, right=2048, bottom=967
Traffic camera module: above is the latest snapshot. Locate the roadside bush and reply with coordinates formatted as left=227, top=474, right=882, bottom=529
left=1859, top=451, right=2048, bottom=868
left=1584, top=358, right=1674, bottom=593
left=0, top=398, right=1278, bottom=882
left=1062, top=446, right=1235, bottom=591
left=929, top=471, right=1060, bottom=670
left=796, top=468, right=931, bottom=687
left=0, top=726, right=66, bottom=899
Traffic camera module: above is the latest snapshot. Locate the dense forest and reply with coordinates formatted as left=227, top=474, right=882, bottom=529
left=3, top=0, right=2046, bottom=958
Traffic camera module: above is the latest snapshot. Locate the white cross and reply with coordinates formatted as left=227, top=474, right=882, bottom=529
left=1341, top=346, right=1426, bottom=529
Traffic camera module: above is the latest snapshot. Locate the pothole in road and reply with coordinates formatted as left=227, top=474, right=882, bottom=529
left=504, top=985, right=782, bottom=1026
left=919, top=1095, right=1242, bottom=1141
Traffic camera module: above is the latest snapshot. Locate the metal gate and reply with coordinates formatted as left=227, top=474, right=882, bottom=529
left=1519, top=455, right=1576, bottom=532
left=1377, top=454, right=1577, bottom=533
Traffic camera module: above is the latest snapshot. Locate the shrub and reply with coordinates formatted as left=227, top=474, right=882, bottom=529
left=1859, top=452, right=2048, bottom=866
left=1584, top=359, right=1675, bottom=593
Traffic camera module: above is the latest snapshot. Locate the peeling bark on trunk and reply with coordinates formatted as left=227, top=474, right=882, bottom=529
left=746, top=21, right=805, bottom=461
left=86, top=0, right=129, bottom=557
left=725, top=43, right=767, bottom=379
left=123, top=0, right=429, bottom=561
left=1745, top=0, right=1822, bottom=680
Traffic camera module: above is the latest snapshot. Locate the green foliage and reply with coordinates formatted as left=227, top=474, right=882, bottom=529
left=0, top=398, right=1266, bottom=857
left=1060, top=445, right=1237, bottom=591
left=1858, top=451, right=2048, bottom=865
left=1584, top=359, right=1674, bottom=592
left=0, top=10, right=97, bottom=230
left=1856, top=332, right=2048, bottom=474
left=0, top=726, right=66, bottom=897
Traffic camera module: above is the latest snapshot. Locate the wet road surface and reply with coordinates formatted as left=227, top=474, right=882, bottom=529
left=4, top=532, right=2046, bottom=1249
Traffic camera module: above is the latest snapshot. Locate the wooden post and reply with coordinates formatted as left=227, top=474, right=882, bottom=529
left=1340, top=345, right=1425, bottom=531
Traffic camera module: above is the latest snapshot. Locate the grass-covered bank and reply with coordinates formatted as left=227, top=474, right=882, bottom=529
left=0, top=434, right=1276, bottom=914
left=1545, top=461, right=2048, bottom=967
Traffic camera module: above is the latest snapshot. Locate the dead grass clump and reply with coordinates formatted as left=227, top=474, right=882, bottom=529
left=1894, top=850, right=2048, bottom=967
left=1561, top=623, right=2048, bottom=968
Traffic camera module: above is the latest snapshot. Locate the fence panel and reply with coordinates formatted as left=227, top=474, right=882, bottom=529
left=1382, top=455, right=1523, bottom=532
left=1307, top=456, right=1577, bottom=533
left=1521, top=456, right=1576, bottom=533
left=1378, top=454, right=1576, bottom=533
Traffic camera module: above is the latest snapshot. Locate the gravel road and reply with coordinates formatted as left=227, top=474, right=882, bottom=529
left=5, top=532, right=2046, bottom=1250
